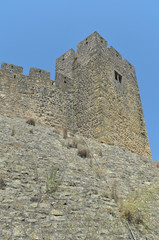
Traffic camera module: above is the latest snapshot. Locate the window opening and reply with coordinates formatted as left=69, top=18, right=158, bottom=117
left=114, top=71, right=122, bottom=83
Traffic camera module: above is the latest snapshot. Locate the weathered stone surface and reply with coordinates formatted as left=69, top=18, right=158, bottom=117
left=13, top=224, right=25, bottom=237
left=0, top=32, right=151, bottom=158
left=50, top=210, right=63, bottom=216
left=1, top=230, right=12, bottom=240
left=0, top=32, right=158, bottom=239
left=0, top=114, right=158, bottom=239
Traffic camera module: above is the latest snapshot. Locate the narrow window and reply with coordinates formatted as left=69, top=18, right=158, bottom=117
left=115, top=71, right=118, bottom=80
left=119, top=74, right=122, bottom=83
left=114, top=71, right=122, bottom=83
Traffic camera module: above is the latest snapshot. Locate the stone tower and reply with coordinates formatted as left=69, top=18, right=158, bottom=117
left=55, top=31, right=151, bottom=159
left=0, top=32, right=152, bottom=159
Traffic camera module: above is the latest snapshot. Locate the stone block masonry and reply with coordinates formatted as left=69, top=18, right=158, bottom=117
left=0, top=31, right=152, bottom=159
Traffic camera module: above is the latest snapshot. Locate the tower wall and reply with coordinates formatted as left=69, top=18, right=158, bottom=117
left=0, top=32, right=152, bottom=159
left=55, top=32, right=151, bottom=158
left=55, top=48, right=75, bottom=78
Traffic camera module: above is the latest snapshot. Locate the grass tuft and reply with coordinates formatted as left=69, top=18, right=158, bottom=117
left=63, top=127, right=68, bottom=139
left=46, top=168, right=61, bottom=193
left=11, top=126, right=15, bottom=136
left=119, top=185, right=159, bottom=228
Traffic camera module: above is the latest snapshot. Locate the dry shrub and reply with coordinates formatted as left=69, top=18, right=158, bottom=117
left=0, top=177, right=6, bottom=190
left=29, top=129, right=33, bottom=134
left=24, top=110, right=37, bottom=120
left=72, top=137, right=85, bottom=148
left=98, top=149, right=103, bottom=157
left=65, top=136, right=85, bottom=149
left=63, top=127, right=68, bottom=139
left=89, top=158, right=93, bottom=167
left=26, top=118, right=35, bottom=126
left=65, top=138, right=74, bottom=148
left=53, top=127, right=60, bottom=135
left=94, top=165, right=106, bottom=178
left=77, top=144, right=91, bottom=158
left=120, top=186, right=158, bottom=227
left=120, top=199, right=145, bottom=224
left=157, top=162, right=159, bottom=168
left=11, top=126, right=15, bottom=136
left=111, top=181, right=119, bottom=203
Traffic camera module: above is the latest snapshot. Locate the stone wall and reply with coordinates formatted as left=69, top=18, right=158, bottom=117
left=0, top=65, right=72, bottom=129
left=56, top=32, right=151, bottom=158
left=0, top=31, right=152, bottom=158
left=0, top=114, right=158, bottom=240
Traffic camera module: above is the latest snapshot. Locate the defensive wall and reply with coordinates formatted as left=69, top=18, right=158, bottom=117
left=0, top=32, right=152, bottom=159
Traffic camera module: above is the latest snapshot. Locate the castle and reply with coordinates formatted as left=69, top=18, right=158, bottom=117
left=0, top=32, right=151, bottom=159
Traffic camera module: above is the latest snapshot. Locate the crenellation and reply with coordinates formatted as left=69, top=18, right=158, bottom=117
left=29, top=67, right=50, bottom=80
left=0, top=31, right=152, bottom=159
left=77, top=31, right=108, bottom=63
left=1, top=62, right=23, bottom=74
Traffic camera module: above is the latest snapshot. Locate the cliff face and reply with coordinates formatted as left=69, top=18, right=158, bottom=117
left=0, top=114, right=158, bottom=240
left=0, top=32, right=152, bottom=158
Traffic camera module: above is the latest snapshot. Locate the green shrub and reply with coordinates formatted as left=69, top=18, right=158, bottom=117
left=46, top=168, right=61, bottom=193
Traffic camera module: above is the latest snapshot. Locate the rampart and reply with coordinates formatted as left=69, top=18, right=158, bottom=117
left=0, top=31, right=152, bottom=158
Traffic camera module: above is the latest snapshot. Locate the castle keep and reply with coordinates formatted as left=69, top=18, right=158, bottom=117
left=0, top=32, right=151, bottom=158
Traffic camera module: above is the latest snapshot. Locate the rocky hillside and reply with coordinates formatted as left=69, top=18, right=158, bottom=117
left=0, top=114, right=158, bottom=240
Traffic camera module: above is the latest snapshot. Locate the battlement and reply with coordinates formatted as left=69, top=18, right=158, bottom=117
left=55, top=32, right=135, bottom=82
left=0, top=62, right=51, bottom=81
left=77, top=31, right=108, bottom=62
left=1, top=62, right=23, bottom=74
left=29, top=67, right=50, bottom=80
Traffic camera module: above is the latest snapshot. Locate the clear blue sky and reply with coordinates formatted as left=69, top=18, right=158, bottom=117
left=0, top=0, right=158, bottom=160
